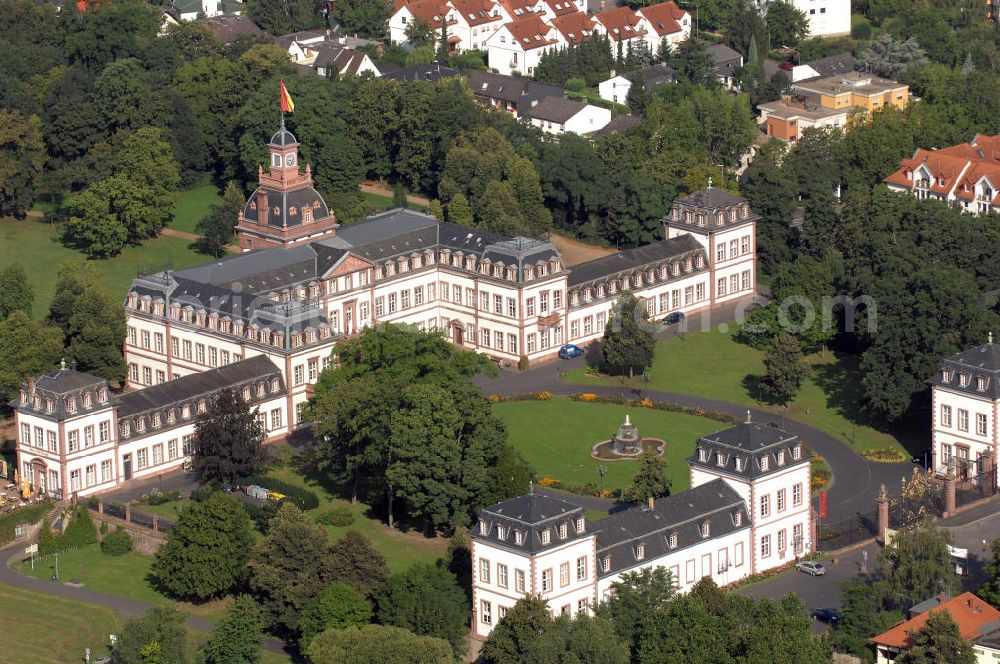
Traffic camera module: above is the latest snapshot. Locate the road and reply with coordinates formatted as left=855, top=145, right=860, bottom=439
left=476, top=296, right=914, bottom=522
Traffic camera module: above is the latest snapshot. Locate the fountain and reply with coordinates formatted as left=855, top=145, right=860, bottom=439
left=591, top=414, right=665, bottom=460
left=612, top=414, right=642, bottom=456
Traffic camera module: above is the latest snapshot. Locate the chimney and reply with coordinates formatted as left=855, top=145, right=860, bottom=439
left=27, top=377, right=35, bottom=393
left=647, top=495, right=654, bottom=511
left=258, top=191, right=269, bottom=226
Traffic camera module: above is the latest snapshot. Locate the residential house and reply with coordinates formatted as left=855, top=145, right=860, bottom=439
left=590, top=114, right=641, bottom=137
left=381, top=62, right=460, bottom=81
left=547, top=11, right=597, bottom=48
left=196, top=14, right=262, bottom=42
left=465, top=70, right=565, bottom=115
left=974, top=618, right=1000, bottom=662
left=484, top=14, right=558, bottom=76
left=592, top=6, right=649, bottom=56
left=756, top=0, right=849, bottom=37
left=470, top=416, right=812, bottom=638
left=757, top=98, right=848, bottom=142
left=598, top=64, right=676, bottom=105
left=389, top=0, right=503, bottom=52
left=278, top=32, right=380, bottom=77
left=871, top=593, right=1000, bottom=664
left=885, top=134, right=1000, bottom=215
left=167, top=0, right=242, bottom=21
left=635, top=0, right=690, bottom=52
left=706, top=43, right=743, bottom=89
left=790, top=52, right=854, bottom=82
left=522, top=97, right=611, bottom=135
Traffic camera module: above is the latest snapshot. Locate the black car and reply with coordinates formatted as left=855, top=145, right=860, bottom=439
left=663, top=312, right=685, bottom=325
left=812, top=608, right=841, bottom=624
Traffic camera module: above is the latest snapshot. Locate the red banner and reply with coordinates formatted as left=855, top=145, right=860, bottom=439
left=819, top=491, right=828, bottom=519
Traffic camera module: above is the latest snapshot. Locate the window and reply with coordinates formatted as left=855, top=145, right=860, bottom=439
left=101, top=460, right=112, bottom=483
left=507, top=298, right=516, bottom=317
left=153, top=444, right=163, bottom=465
left=68, top=430, right=78, bottom=453
left=271, top=409, right=282, bottom=430
left=137, top=448, right=148, bottom=469
left=388, top=293, right=397, bottom=313
left=578, top=599, right=588, bottom=614
left=979, top=376, right=988, bottom=391
left=959, top=409, right=969, bottom=432
left=171, top=337, right=180, bottom=357
left=793, top=524, right=804, bottom=552
left=541, top=529, right=550, bottom=545
left=716, top=245, right=725, bottom=262
left=717, top=277, right=727, bottom=296
left=734, top=511, right=742, bottom=526
left=308, top=359, right=318, bottom=382
left=669, top=532, right=678, bottom=548
left=515, top=569, right=525, bottom=592
left=70, top=469, right=81, bottom=492
left=498, top=564, right=508, bottom=588
left=576, top=517, right=585, bottom=532
left=941, top=405, right=952, bottom=427
left=541, top=569, right=552, bottom=592
left=400, top=290, right=409, bottom=309
left=46, top=430, right=56, bottom=452
left=481, top=600, right=492, bottom=625
left=294, top=365, right=304, bottom=385
left=375, top=297, right=385, bottom=317
left=128, top=326, right=137, bottom=345
left=760, top=494, right=770, bottom=518
left=761, top=456, right=769, bottom=471
left=168, top=439, right=178, bottom=460
left=84, top=425, right=94, bottom=448
left=793, top=445, right=802, bottom=460
left=735, top=457, right=744, bottom=472
left=183, top=340, right=192, bottom=360
left=978, top=413, right=988, bottom=436
left=508, top=334, right=517, bottom=354
left=494, top=294, right=503, bottom=314
left=577, top=556, right=587, bottom=581
left=696, top=283, right=705, bottom=301
left=155, top=333, right=164, bottom=353
left=480, top=558, right=491, bottom=584
left=526, top=298, right=535, bottom=317
left=196, top=343, right=205, bottom=364
left=778, top=529, right=787, bottom=551
left=635, top=543, right=645, bottom=560
left=793, top=483, right=803, bottom=506
left=777, top=489, right=786, bottom=512
left=130, top=363, right=139, bottom=383
left=559, top=523, right=568, bottom=539
left=701, top=522, right=710, bottom=538
left=560, top=562, right=570, bottom=586
left=143, top=366, right=152, bottom=385
left=20, top=423, right=29, bottom=446
left=761, top=534, right=771, bottom=558
left=602, top=557, right=611, bottom=572
left=99, top=421, right=110, bottom=443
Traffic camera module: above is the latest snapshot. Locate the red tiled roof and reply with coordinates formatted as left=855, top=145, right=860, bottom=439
left=545, top=0, right=577, bottom=16
left=885, top=134, right=1000, bottom=204
left=501, top=0, right=541, bottom=18
left=637, top=0, right=685, bottom=36
left=504, top=14, right=558, bottom=50
left=398, top=0, right=455, bottom=28
left=595, top=6, right=646, bottom=41
left=872, top=593, right=1000, bottom=650
left=550, top=11, right=596, bottom=45
left=451, top=0, right=501, bottom=26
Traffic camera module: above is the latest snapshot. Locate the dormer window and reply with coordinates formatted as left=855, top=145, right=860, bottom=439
left=83, top=393, right=91, bottom=408
left=942, top=370, right=952, bottom=382
left=734, top=511, right=742, bottom=526
left=99, top=389, right=108, bottom=403
left=45, top=399, right=53, bottom=413
left=761, top=456, right=769, bottom=471
left=576, top=517, right=585, bottom=532
left=735, top=457, right=744, bottom=472
left=167, top=410, right=175, bottom=424
left=602, top=556, right=611, bottom=572
left=243, top=387, right=251, bottom=401
left=978, top=376, right=987, bottom=391
left=153, top=413, right=161, bottom=427
left=777, top=451, right=785, bottom=466
left=515, top=531, right=524, bottom=545
left=480, top=521, right=488, bottom=535
left=122, top=422, right=130, bottom=437
left=960, top=373, right=970, bottom=387
left=497, top=525, right=506, bottom=540
left=541, top=529, right=551, bottom=545
left=698, top=448, right=708, bottom=462
left=33, top=396, right=40, bottom=410
left=701, top=522, right=710, bottom=538
left=668, top=533, right=678, bottom=549
left=635, top=543, right=645, bottom=560
left=792, top=445, right=801, bottom=460
left=559, top=523, right=568, bottom=539
left=716, top=452, right=724, bottom=467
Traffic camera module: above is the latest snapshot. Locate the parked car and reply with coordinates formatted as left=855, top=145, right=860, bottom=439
left=812, top=608, right=841, bottom=624
left=244, top=485, right=269, bottom=501
left=795, top=560, right=826, bottom=576
left=662, top=312, right=685, bottom=325
left=558, top=344, right=584, bottom=359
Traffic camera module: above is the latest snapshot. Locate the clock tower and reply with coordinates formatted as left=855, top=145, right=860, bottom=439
left=236, top=121, right=339, bottom=251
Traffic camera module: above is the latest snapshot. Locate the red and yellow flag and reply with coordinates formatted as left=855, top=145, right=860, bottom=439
left=279, top=80, right=295, bottom=114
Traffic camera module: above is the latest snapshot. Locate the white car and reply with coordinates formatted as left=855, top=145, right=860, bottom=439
left=795, top=560, right=826, bottom=576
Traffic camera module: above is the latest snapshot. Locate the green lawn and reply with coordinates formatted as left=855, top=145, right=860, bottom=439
left=0, top=583, right=122, bottom=663
left=267, top=466, right=448, bottom=573
left=562, top=328, right=912, bottom=459
left=14, top=544, right=232, bottom=622
left=170, top=179, right=222, bottom=234
left=493, top=397, right=726, bottom=493
left=361, top=191, right=427, bottom=213
left=0, top=217, right=215, bottom=319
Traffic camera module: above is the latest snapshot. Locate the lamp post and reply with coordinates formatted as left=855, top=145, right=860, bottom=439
left=642, top=372, right=651, bottom=400
left=598, top=466, right=607, bottom=497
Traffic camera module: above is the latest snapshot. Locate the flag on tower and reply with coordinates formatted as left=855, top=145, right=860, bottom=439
left=279, top=80, right=295, bottom=114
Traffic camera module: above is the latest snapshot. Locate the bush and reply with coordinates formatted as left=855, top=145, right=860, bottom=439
left=190, top=484, right=217, bottom=502
left=101, top=528, right=132, bottom=556
left=240, top=499, right=278, bottom=532
left=518, top=355, right=530, bottom=371
left=62, top=506, right=97, bottom=548
left=99, top=522, right=108, bottom=536
left=240, top=475, right=319, bottom=510
left=0, top=500, right=51, bottom=545
left=565, top=77, right=586, bottom=92
left=851, top=20, right=872, bottom=40
left=143, top=488, right=182, bottom=506
left=317, top=506, right=355, bottom=527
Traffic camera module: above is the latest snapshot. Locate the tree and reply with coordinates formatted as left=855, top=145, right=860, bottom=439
left=111, top=606, right=189, bottom=664
left=673, top=38, right=717, bottom=86
left=620, top=452, right=671, bottom=503
left=405, top=17, right=436, bottom=46
left=379, top=563, right=468, bottom=654
left=0, top=109, right=45, bottom=218
left=67, top=284, right=127, bottom=383
left=249, top=504, right=334, bottom=635
left=897, top=609, right=976, bottom=664
left=67, top=0, right=160, bottom=70
left=601, top=292, right=656, bottom=377
left=191, top=388, right=268, bottom=484
left=306, top=624, right=455, bottom=664
left=196, top=181, right=244, bottom=257
left=48, top=260, right=100, bottom=338
left=480, top=596, right=567, bottom=664
left=152, top=492, right=254, bottom=601
left=765, top=0, right=809, bottom=47
left=329, top=0, right=394, bottom=38
left=877, top=519, right=959, bottom=610
left=762, top=333, right=808, bottom=404
left=857, top=34, right=928, bottom=79
left=436, top=16, right=450, bottom=62
left=446, top=193, right=473, bottom=226
left=328, top=530, right=391, bottom=600
left=298, top=582, right=372, bottom=650
left=0, top=264, right=33, bottom=319
left=596, top=567, right=676, bottom=658
left=832, top=578, right=899, bottom=661
left=248, top=0, right=318, bottom=35
left=0, top=311, right=62, bottom=405
left=200, top=595, right=264, bottom=664
left=978, top=537, right=1000, bottom=607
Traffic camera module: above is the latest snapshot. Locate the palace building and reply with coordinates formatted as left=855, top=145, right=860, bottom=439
left=470, top=417, right=814, bottom=638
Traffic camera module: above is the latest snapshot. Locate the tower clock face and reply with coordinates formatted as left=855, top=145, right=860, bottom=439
left=285, top=153, right=296, bottom=167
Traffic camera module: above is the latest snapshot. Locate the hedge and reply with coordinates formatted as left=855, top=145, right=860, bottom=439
left=101, top=528, right=132, bottom=556
left=240, top=475, right=320, bottom=510
left=0, top=501, right=52, bottom=545
left=240, top=499, right=278, bottom=532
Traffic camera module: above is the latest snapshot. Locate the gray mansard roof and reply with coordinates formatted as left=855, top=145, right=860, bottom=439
left=241, top=186, right=331, bottom=229
left=568, top=234, right=705, bottom=287
left=473, top=493, right=588, bottom=554
left=675, top=188, right=748, bottom=211
left=690, top=421, right=807, bottom=480
left=930, top=341, right=1000, bottom=399
left=595, top=478, right=750, bottom=577
left=12, top=367, right=114, bottom=421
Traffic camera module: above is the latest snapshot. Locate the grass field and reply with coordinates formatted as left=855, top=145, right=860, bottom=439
left=0, top=583, right=122, bottom=663
left=0, top=217, right=215, bottom=319
left=562, top=328, right=913, bottom=459
left=493, top=398, right=725, bottom=493
left=361, top=191, right=426, bottom=213
left=170, top=180, right=222, bottom=234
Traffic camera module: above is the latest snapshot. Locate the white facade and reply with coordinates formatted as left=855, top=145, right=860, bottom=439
left=598, top=75, right=632, bottom=105
left=527, top=104, right=612, bottom=135
left=484, top=20, right=556, bottom=76
left=760, top=0, right=849, bottom=37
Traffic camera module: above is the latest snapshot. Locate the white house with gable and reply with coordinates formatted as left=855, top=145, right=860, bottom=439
left=484, top=14, right=558, bottom=75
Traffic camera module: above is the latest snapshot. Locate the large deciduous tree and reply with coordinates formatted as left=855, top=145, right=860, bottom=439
left=328, top=530, right=390, bottom=600
left=601, top=292, right=656, bottom=377
left=152, top=492, right=255, bottom=601
left=620, top=452, right=671, bottom=503
left=877, top=519, right=959, bottom=609
left=248, top=0, right=319, bottom=35
left=306, top=624, right=456, bottom=664
left=329, top=0, right=394, bottom=38
left=379, top=563, right=468, bottom=654
left=192, top=388, right=268, bottom=484
left=0, top=109, right=45, bottom=218
left=196, top=181, right=244, bottom=257
left=67, top=284, right=127, bottom=383
left=200, top=595, right=264, bottom=664
left=762, top=332, right=809, bottom=405
left=111, top=606, right=190, bottom=664
left=298, top=581, right=372, bottom=650
left=0, top=264, right=34, bottom=320
left=897, top=609, right=976, bottom=664
left=765, top=0, right=809, bottom=47
left=0, top=311, right=62, bottom=405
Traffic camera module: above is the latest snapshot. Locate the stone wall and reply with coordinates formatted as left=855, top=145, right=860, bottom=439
left=91, top=511, right=168, bottom=556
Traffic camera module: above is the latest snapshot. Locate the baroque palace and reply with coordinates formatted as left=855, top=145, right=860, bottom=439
left=13, top=122, right=758, bottom=498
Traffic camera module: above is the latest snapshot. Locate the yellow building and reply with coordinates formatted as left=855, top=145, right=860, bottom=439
left=793, top=71, right=909, bottom=114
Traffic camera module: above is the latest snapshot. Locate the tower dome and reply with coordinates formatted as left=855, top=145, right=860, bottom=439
left=270, top=125, right=298, bottom=147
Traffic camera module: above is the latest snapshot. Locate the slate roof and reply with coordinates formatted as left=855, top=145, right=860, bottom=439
left=623, top=64, right=676, bottom=88
left=269, top=126, right=298, bottom=147
left=117, top=355, right=283, bottom=419
left=706, top=43, right=742, bottom=77
left=465, top=70, right=564, bottom=110
left=804, top=52, right=854, bottom=79
left=474, top=492, right=588, bottom=554
left=522, top=96, right=588, bottom=123
left=568, top=234, right=705, bottom=287
left=241, top=186, right=331, bottom=229
left=594, top=478, right=750, bottom=576
left=590, top=114, right=642, bottom=137
left=381, top=63, right=459, bottom=82
left=930, top=341, right=1000, bottom=399
left=196, top=14, right=262, bottom=42
left=675, top=187, right=747, bottom=210
left=13, top=367, right=114, bottom=421
left=690, top=421, right=807, bottom=481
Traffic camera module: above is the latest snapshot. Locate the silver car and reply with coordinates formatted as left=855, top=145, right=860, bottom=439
left=796, top=560, right=826, bottom=576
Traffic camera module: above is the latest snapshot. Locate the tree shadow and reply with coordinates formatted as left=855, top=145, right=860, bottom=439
left=740, top=373, right=784, bottom=406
